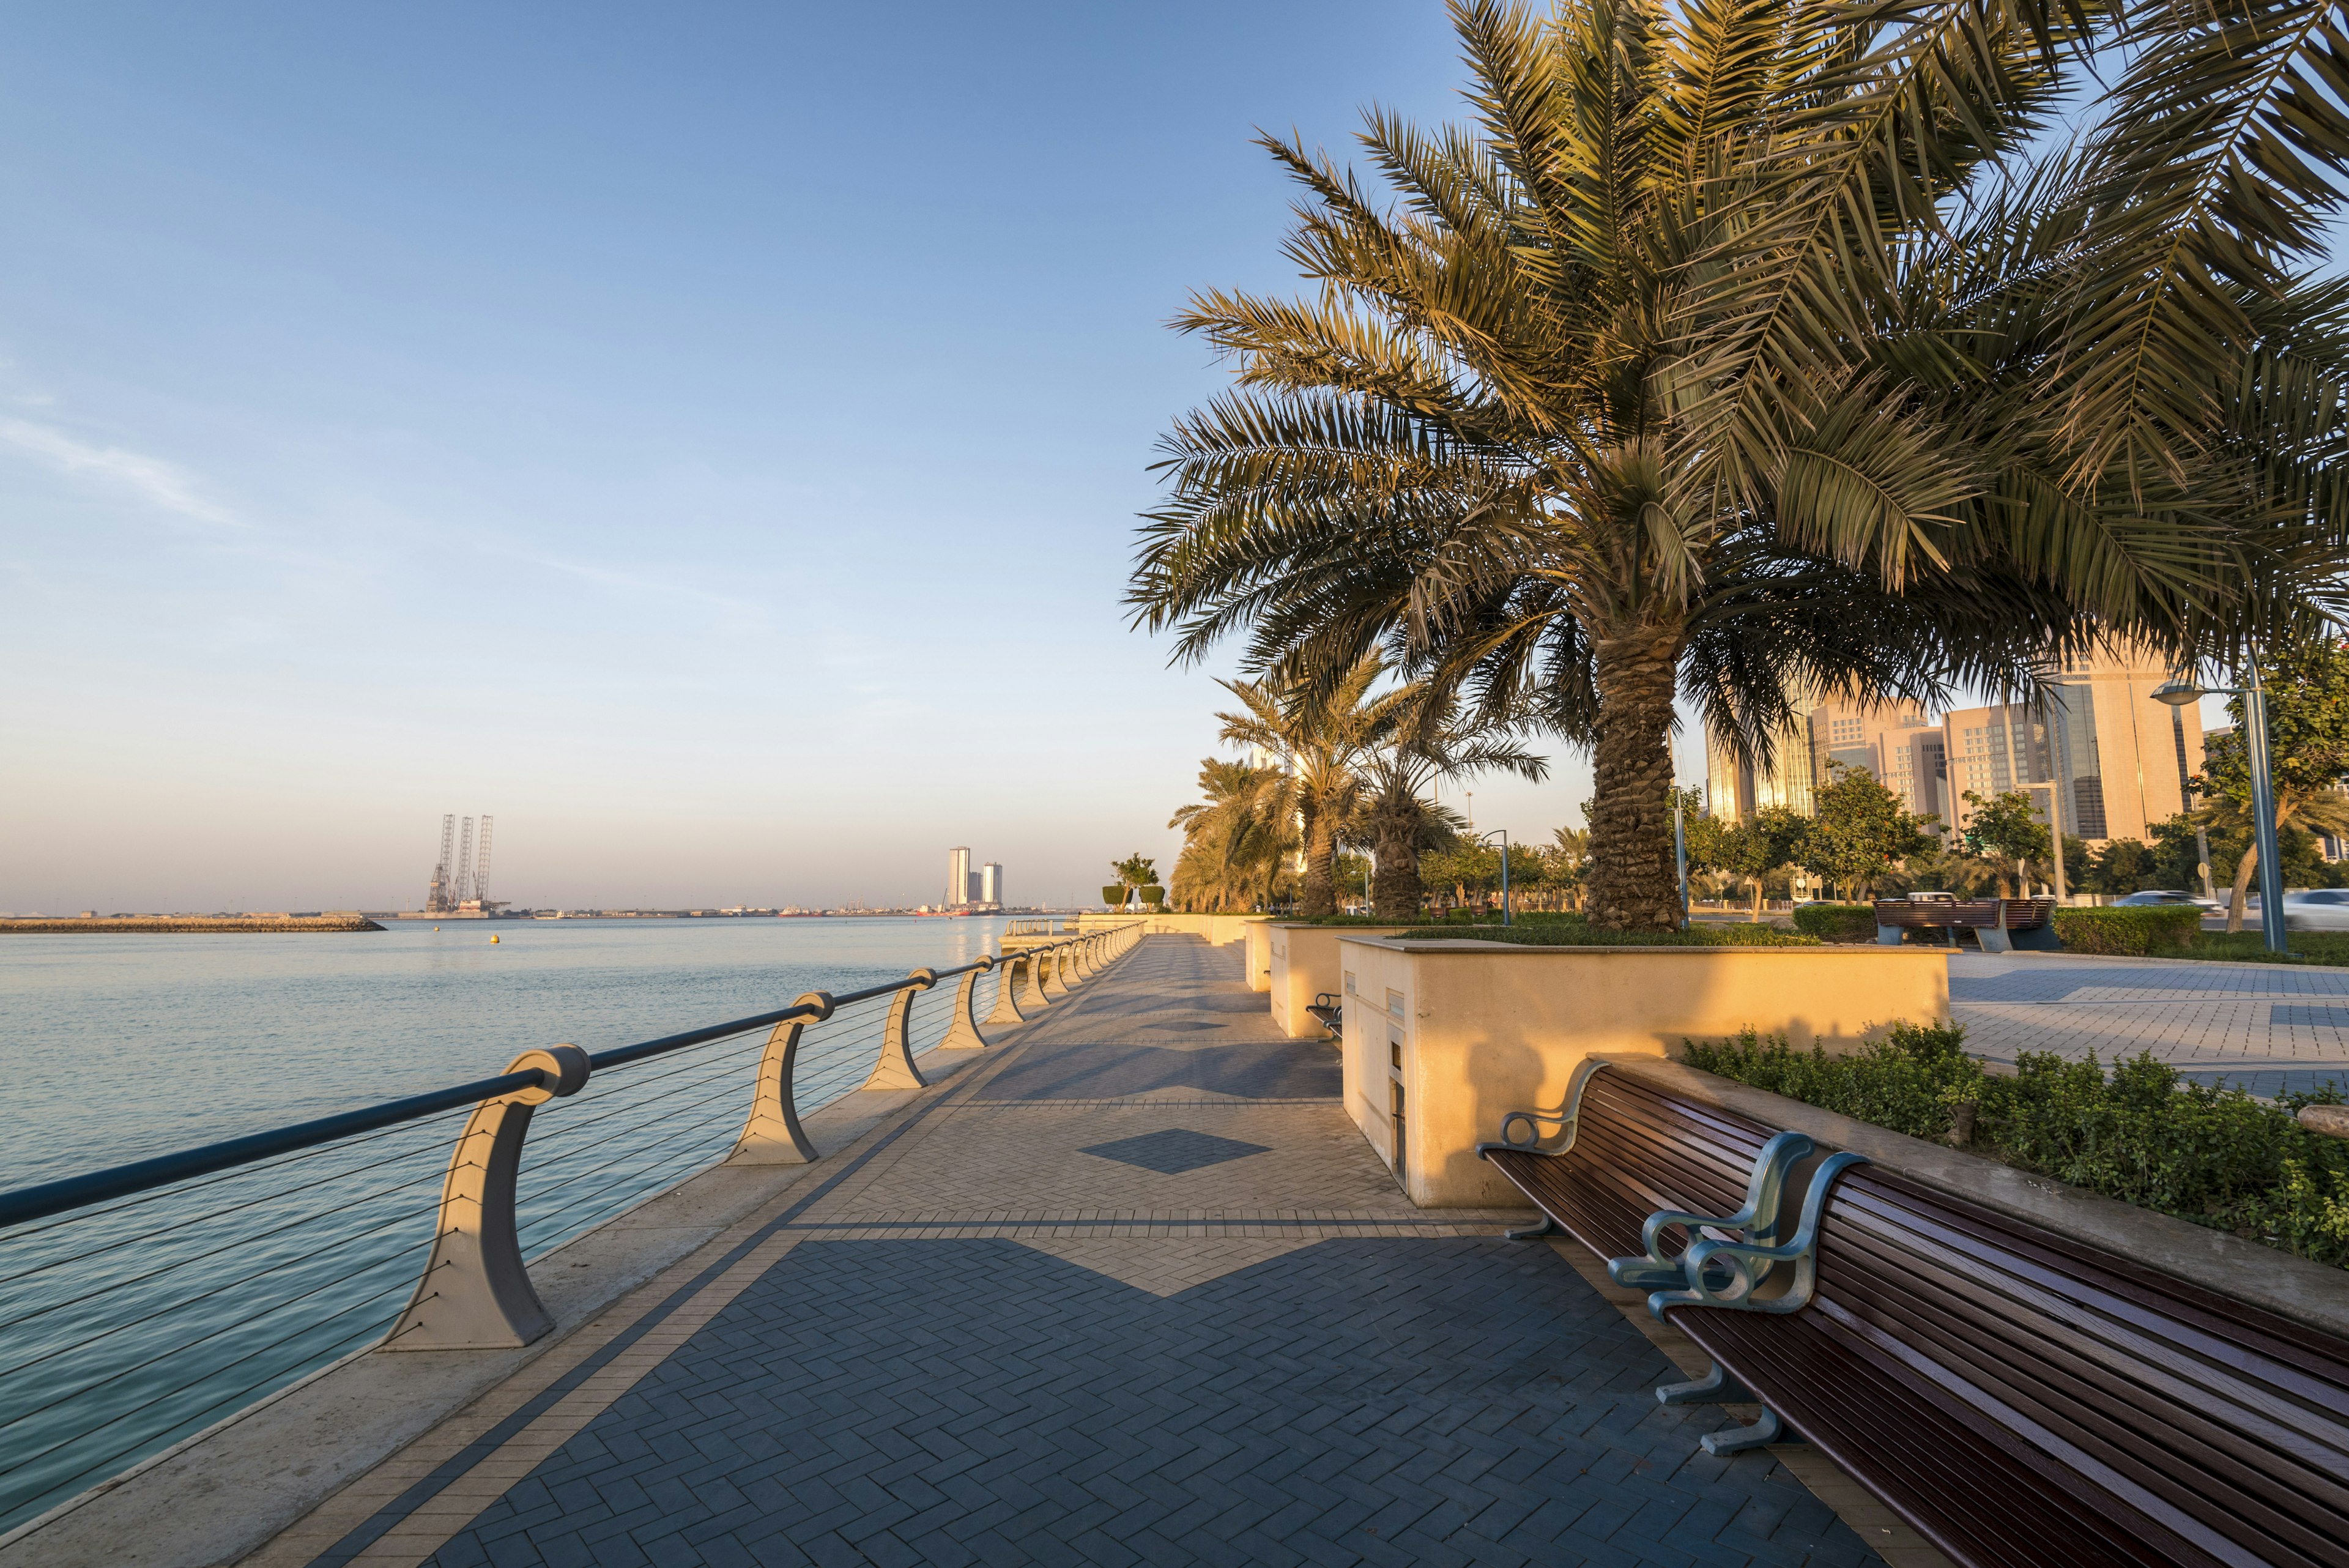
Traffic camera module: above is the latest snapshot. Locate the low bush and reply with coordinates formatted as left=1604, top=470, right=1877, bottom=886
left=1791, top=903, right=1879, bottom=942
left=1683, top=1024, right=2349, bottom=1268
left=1398, top=918, right=1817, bottom=948
left=2050, top=905, right=2200, bottom=954
left=2184, top=930, right=2349, bottom=966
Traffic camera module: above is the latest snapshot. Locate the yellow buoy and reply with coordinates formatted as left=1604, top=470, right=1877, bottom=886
left=433, top=926, right=440, bottom=931
left=490, top=934, right=500, bottom=943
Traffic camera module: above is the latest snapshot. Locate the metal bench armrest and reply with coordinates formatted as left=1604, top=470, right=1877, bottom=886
left=1646, top=1151, right=1868, bottom=1318
left=1475, top=1058, right=1610, bottom=1158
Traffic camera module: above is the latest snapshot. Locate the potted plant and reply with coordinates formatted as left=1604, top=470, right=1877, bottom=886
left=1102, top=884, right=1129, bottom=908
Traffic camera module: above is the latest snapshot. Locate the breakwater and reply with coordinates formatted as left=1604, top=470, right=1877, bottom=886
left=0, top=915, right=384, bottom=934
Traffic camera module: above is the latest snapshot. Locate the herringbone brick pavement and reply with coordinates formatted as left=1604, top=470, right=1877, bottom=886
left=260, top=935, right=1891, bottom=1568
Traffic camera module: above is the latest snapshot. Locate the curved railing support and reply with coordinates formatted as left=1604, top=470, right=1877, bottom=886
left=385, top=1045, right=592, bottom=1351
left=864, top=970, right=937, bottom=1090
left=1041, top=945, right=1071, bottom=1000
left=986, top=954, right=1028, bottom=1025
left=940, top=959, right=991, bottom=1049
left=730, top=992, right=831, bottom=1165
left=1020, top=948, right=1055, bottom=1009
left=1072, top=937, right=1097, bottom=979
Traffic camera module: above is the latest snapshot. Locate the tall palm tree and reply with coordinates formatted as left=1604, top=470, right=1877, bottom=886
left=1211, top=660, right=1383, bottom=918
left=1350, top=689, right=1548, bottom=919
left=1168, top=758, right=1298, bottom=912
left=1129, top=0, right=2349, bottom=931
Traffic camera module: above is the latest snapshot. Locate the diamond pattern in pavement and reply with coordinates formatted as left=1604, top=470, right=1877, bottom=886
left=1076, top=1127, right=1272, bottom=1175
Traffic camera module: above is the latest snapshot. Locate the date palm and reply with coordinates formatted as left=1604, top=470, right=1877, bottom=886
left=1351, top=688, right=1548, bottom=919
left=1210, top=660, right=1382, bottom=918
left=1129, top=0, right=2349, bottom=931
left=1168, top=758, right=1298, bottom=913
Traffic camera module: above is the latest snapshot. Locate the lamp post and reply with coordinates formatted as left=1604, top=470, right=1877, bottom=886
left=1674, top=794, right=1690, bottom=927
left=1475, top=829, right=1512, bottom=926
left=2152, top=667, right=2284, bottom=952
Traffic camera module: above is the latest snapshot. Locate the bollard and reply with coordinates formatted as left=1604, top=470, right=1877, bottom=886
left=385, top=1044, right=592, bottom=1350
left=731, top=992, right=831, bottom=1165
left=940, top=959, right=990, bottom=1049
left=864, top=969, right=937, bottom=1090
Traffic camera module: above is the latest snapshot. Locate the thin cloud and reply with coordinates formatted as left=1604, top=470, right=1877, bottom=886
left=0, top=417, right=237, bottom=527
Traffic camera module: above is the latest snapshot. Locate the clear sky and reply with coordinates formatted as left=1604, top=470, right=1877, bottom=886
left=0, top=0, right=1639, bottom=912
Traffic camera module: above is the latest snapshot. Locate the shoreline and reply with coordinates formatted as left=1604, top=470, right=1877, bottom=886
left=0, top=916, right=385, bottom=934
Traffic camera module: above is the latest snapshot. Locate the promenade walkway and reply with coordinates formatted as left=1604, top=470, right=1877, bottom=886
left=1948, top=951, right=2349, bottom=1095
left=247, top=935, right=1894, bottom=1568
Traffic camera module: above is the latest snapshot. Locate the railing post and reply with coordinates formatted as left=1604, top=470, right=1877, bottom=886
left=985, top=953, right=1028, bottom=1025
left=731, top=992, right=830, bottom=1165
left=940, top=959, right=990, bottom=1049
left=1019, top=947, right=1054, bottom=1010
left=1041, top=942, right=1071, bottom=1000
left=384, top=1044, right=591, bottom=1351
left=864, top=969, right=937, bottom=1090
left=1074, top=935, right=1097, bottom=978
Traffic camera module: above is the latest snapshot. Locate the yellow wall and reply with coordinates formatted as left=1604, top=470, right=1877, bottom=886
left=1268, top=924, right=1412, bottom=1038
left=1075, top=912, right=1258, bottom=946
left=1337, top=937, right=1950, bottom=1205
left=1244, top=920, right=1274, bottom=992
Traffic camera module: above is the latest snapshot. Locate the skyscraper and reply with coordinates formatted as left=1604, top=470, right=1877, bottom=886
left=946, top=846, right=972, bottom=908
left=980, top=863, right=1003, bottom=906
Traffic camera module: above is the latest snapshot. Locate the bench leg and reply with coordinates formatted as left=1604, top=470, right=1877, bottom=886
left=1657, top=1361, right=1753, bottom=1406
left=1504, top=1213, right=1558, bottom=1241
left=1977, top=924, right=2011, bottom=954
left=1701, top=1407, right=1795, bottom=1455
left=1876, top=924, right=1903, bottom=946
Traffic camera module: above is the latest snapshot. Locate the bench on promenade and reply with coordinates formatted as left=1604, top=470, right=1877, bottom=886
left=1478, top=1064, right=2349, bottom=1568
left=1305, top=990, right=1342, bottom=1040
left=1872, top=893, right=2058, bottom=951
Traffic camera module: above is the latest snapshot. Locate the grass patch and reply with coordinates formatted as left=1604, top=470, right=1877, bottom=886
left=1684, top=1023, right=2349, bottom=1269
left=2179, top=931, right=2349, bottom=966
left=1397, top=916, right=1817, bottom=947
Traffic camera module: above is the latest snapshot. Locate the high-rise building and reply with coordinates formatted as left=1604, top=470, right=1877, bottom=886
left=946, top=846, right=972, bottom=908
left=1808, top=701, right=1945, bottom=820
left=1943, top=652, right=2202, bottom=845
left=1702, top=691, right=1822, bottom=823
left=980, top=863, right=1003, bottom=906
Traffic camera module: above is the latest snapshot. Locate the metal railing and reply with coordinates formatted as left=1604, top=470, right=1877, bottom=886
left=0, top=923, right=1142, bottom=1536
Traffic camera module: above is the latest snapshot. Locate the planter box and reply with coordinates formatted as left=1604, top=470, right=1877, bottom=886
left=1269, top=923, right=1413, bottom=1038
left=1600, top=1053, right=2349, bottom=1339
left=1243, top=918, right=1274, bottom=993
left=1073, top=913, right=1253, bottom=946
left=1337, top=936, right=1949, bottom=1205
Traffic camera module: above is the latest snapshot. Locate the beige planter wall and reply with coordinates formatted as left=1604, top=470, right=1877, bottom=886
left=1243, top=920, right=1274, bottom=993
left=1074, top=913, right=1251, bottom=945
left=1335, top=937, right=1951, bottom=1206
left=1268, top=924, right=1412, bottom=1038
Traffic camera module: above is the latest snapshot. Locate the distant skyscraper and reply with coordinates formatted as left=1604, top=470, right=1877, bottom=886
left=946, top=846, right=972, bottom=907
left=981, top=863, right=1003, bottom=905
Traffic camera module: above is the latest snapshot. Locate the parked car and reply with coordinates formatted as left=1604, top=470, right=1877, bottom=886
left=2283, top=889, right=2349, bottom=930
left=2113, top=890, right=2219, bottom=912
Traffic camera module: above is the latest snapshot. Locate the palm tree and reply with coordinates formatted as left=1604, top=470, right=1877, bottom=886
left=1168, top=758, right=1298, bottom=912
left=1350, top=689, right=1548, bottom=919
left=1129, top=0, right=2349, bottom=932
left=1211, top=661, right=1382, bottom=918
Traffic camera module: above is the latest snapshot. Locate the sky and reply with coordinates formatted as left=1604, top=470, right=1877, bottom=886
left=0, top=5, right=2222, bottom=913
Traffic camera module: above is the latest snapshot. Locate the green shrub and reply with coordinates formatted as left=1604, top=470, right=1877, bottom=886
left=1398, top=919, right=1817, bottom=948
left=1683, top=1023, right=2349, bottom=1268
left=2050, top=905, right=2200, bottom=954
left=1791, top=903, right=1879, bottom=942
left=2184, top=931, right=2349, bottom=966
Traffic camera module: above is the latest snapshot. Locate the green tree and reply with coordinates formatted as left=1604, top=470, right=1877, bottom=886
left=2085, top=839, right=2157, bottom=896
left=1546, top=824, right=1591, bottom=912
left=2147, top=814, right=2210, bottom=896
left=1800, top=764, right=1935, bottom=900
left=1126, top=0, right=2349, bottom=935
left=1349, top=686, right=1544, bottom=920
left=1712, top=807, right=1812, bottom=920
left=1111, top=854, right=1158, bottom=900
left=2194, top=640, right=2349, bottom=930
left=1961, top=789, right=2052, bottom=899
left=1209, top=661, right=1382, bottom=919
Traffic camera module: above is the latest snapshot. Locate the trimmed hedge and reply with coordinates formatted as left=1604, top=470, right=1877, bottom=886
left=1683, top=1023, right=2349, bottom=1269
left=1791, top=902, right=1880, bottom=942
left=2051, top=905, right=2202, bottom=954
left=1397, top=917, right=1817, bottom=948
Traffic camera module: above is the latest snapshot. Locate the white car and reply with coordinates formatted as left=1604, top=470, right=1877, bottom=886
left=2112, top=889, right=2219, bottom=912
left=2282, top=890, right=2349, bottom=930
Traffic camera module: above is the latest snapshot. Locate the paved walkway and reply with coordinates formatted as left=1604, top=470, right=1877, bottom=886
left=1948, top=952, right=2349, bottom=1095
left=251, top=937, right=1896, bottom=1568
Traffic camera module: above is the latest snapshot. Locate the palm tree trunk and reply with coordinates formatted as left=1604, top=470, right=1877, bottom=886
left=1299, top=801, right=1336, bottom=920
left=1371, top=820, right=1422, bottom=921
left=1586, top=631, right=1684, bottom=931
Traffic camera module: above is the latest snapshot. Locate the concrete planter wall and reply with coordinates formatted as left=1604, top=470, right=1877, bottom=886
left=1074, top=912, right=1255, bottom=945
left=1269, top=923, right=1414, bottom=1038
left=1336, top=936, right=1950, bottom=1206
left=1243, top=919, right=1274, bottom=993
left=1602, top=1053, right=2349, bottom=1339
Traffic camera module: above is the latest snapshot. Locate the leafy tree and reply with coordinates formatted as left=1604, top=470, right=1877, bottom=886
left=1111, top=854, right=1158, bottom=898
left=1961, top=789, right=2052, bottom=898
left=1209, top=661, right=1382, bottom=918
left=1800, top=764, right=1937, bottom=901
left=1717, top=807, right=1812, bottom=920
left=2085, top=839, right=2157, bottom=896
left=1127, top=0, right=2349, bottom=935
left=2194, top=639, right=2349, bottom=930
left=2147, top=814, right=2210, bottom=896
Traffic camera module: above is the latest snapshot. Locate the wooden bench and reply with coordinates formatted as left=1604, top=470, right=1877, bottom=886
left=1872, top=894, right=2058, bottom=951
left=1479, top=1064, right=2349, bottom=1568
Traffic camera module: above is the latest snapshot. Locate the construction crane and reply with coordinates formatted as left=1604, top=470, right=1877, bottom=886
left=473, top=816, right=494, bottom=905
left=426, top=814, right=455, bottom=913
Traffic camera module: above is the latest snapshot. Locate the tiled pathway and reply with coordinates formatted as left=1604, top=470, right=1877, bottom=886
left=1948, top=952, right=2349, bottom=1094
left=250, top=937, right=1893, bottom=1568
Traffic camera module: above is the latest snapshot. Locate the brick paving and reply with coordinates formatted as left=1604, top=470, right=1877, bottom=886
left=260, top=935, right=1894, bottom=1568
left=1949, top=952, right=2349, bottom=1094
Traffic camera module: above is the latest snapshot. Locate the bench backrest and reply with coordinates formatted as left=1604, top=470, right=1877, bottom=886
left=1872, top=896, right=2055, bottom=929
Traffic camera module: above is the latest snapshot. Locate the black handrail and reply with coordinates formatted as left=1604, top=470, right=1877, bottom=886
left=0, top=940, right=1094, bottom=1234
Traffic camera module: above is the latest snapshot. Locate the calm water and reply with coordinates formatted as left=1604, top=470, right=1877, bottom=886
left=0, top=916, right=1029, bottom=1532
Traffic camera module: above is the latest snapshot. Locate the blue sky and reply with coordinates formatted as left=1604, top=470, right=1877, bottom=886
left=5, top=1, right=1637, bottom=910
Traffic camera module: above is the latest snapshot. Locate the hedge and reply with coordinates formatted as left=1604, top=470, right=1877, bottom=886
left=1682, top=1023, right=2349, bottom=1269
left=2050, top=905, right=2202, bottom=955
left=1791, top=903, right=1880, bottom=942
left=1397, top=917, right=1817, bottom=948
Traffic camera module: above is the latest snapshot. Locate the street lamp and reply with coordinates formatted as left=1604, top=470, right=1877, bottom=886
left=1475, top=828, right=1512, bottom=926
left=2152, top=666, right=2284, bottom=952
